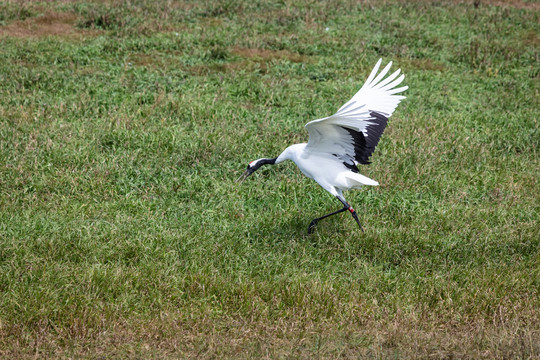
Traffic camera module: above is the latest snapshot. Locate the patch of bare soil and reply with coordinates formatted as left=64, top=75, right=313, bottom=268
left=231, top=47, right=308, bottom=63
left=0, top=12, right=97, bottom=38
left=395, top=0, right=539, bottom=11
left=184, top=47, right=310, bottom=76
left=474, top=0, right=540, bottom=10
left=405, top=58, right=447, bottom=71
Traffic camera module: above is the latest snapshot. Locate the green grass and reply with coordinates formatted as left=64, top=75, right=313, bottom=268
left=0, top=0, right=538, bottom=358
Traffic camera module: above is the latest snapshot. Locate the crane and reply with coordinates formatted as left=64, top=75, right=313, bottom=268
left=237, top=59, right=407, bottom=234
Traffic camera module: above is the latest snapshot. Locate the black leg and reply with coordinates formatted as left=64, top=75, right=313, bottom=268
left=307, top=205, right=348, bottom=234
left=350, top=208, right=365, bottom=233
left=337, top=196, right=365, bottom=233
left=307, top=196, right=364, bottom=234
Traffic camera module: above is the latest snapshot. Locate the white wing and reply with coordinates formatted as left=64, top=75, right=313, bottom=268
left=305, top=59, right=407, bottom=165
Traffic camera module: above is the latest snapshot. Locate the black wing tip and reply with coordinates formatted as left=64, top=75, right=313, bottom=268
left=343, top=161, right=360, bottom=173
left=332, top=153, right=361, bottom=173
left=369, top=111, right=389, bottom=124
left=339, top=111, right=389, bottom=165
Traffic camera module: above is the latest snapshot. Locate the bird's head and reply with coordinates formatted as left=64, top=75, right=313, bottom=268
left=236, top=158, right=277, bottom=184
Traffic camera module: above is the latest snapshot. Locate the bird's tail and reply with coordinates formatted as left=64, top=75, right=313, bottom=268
left=344, top=173, right=379, bottom=188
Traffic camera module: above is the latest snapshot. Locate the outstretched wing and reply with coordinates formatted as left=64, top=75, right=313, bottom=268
left=305, top=59, right=407, bottom=165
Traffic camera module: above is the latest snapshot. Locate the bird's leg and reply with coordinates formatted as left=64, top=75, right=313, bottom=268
left=349, top=208, right=365, bottom=233
left=307, top=206, right=349, bottom=234
left=307, top=198, right=365, bottom=234
left=307, top=196, right=364, bottom=234
left=337, top=196, right=365, bottom=233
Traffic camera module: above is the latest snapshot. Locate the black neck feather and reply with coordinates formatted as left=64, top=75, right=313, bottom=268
left=260, top=157, right=277, bottom=166
left=251, top=157, right=277, bottom=172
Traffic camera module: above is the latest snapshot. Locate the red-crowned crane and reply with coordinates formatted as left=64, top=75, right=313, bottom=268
left=238, top=59, right=407, bottom=233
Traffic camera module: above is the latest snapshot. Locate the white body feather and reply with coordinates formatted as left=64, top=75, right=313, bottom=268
left=277, top=144, right=378, bottom=198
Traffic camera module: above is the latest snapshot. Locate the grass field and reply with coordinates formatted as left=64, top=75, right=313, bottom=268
left=0, top=0, right=538, bottom=358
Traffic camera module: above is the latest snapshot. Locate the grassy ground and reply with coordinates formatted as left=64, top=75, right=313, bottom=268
left=0, top=0, right=538, bottom=358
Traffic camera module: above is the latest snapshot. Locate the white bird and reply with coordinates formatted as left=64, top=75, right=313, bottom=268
left=238, top=59, right=408, bottom=233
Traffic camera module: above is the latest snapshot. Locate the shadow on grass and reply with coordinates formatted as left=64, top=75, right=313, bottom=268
left=250, top=212, right=372, bottom=246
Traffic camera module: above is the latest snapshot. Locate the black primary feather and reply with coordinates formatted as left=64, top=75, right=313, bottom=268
left=340, top=111, right=388, bottom=165
left=333, top=153, right=360, bottom=173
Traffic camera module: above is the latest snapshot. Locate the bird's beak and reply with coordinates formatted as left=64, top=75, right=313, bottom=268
left=236, top=170, right=250, bottom=184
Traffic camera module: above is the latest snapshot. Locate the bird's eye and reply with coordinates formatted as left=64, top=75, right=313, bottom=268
left=246, top=165, right=250, bottom=170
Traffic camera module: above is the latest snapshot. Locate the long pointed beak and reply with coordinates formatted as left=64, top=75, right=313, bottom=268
left=236, top=170, right=250, bottom=184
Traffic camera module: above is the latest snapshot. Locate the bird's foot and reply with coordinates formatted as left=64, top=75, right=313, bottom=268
left=307, top=219, right=318, bottom=234
left=350, top=211, right=365, bottom=233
